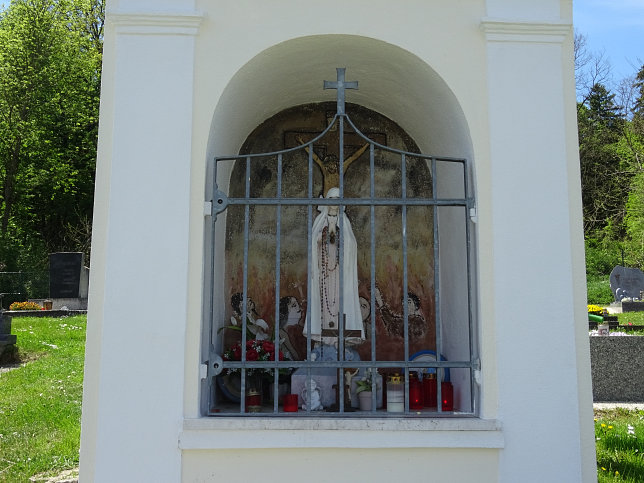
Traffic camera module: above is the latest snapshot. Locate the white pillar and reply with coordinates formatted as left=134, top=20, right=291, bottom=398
left=80, top=6, right=202, bottom=482
left=482, top=17, right=596, bottom=483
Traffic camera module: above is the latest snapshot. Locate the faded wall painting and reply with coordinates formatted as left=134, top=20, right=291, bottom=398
left=222, top=102, right=435, bottom=361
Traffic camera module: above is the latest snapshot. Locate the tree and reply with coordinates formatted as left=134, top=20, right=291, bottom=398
left=623, top=65, right=644, bottom=267
left=0, top=0, right=103, bottom=272
left=624, top=172, right=644, bottom=267
left=578, top=83, right=630, bottom=236
left=633, top=65, right=644, bottom=140
left=574, top=31, right=611, bottom=108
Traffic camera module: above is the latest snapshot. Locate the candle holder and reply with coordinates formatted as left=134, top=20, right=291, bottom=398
left=423, top=374, right=437, bottom=408
left=386, top=374, right=404, bottom=412
left=246, top=390, right=262, bottom=413
left=409, top=373, right=424, bottom=410
left=283, top=394, right=299, bottom=412
left=441, top=381, right=454, bottom=411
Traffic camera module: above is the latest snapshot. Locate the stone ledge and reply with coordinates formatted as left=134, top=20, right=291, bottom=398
left=622, top=301, right=644, bottom=313
left=590, top=336, right=644, bottom=402
left=180, top=417, right=503, bottom=449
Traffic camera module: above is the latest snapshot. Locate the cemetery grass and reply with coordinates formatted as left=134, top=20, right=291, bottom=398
left=617, top=312, right=644, bottom=326
left=595, top=408, right=644, bottom=482
left=0, top=315, right=85, bottom=482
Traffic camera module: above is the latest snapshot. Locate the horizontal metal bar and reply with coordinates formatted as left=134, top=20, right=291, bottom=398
left=221, top=360, right=475, bottom=369
left=215, top=152, right=466, bottom=165
left=214, top=134, right=466, bottom=165
left=223, top=197, right=471, bottom=207
left=207, top=410, right=476, bottom=418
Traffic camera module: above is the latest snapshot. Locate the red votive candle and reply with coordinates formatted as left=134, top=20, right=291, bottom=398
left=423, top=375, right=437, bottom=408
left=245, top=391, right=262, bottom=413
left=409, top=374, right=424, bottom=410
left=441, top=381, right=454, bottom=411
left=283, top=394, right=299, bottom=412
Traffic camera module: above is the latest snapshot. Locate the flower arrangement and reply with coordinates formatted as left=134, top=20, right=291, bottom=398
left=587, top=304, right=605, bottom=316
left=9, top=301, right=43, bottom=311
left=223, top=339, right=284, bottom=377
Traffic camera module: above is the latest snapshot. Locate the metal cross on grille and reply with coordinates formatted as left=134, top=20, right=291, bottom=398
left=324, top=67, right=358, bottom=115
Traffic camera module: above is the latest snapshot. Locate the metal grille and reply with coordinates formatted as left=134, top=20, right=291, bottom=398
left=206, top=68, right=477, bottom=417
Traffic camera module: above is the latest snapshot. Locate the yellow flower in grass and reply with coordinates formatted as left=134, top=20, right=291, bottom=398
left=608, top=425, right=613, bottom=429
left=601, top=423, right=606, bottom=428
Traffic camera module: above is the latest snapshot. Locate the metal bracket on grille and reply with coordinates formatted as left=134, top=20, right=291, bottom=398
left=213, top=189, right=229, bottom=214
left=211, top=354, right=224, bottom=376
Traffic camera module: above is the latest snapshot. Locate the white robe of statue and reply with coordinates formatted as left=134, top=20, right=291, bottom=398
left=304, top=187, right=364, bottom=344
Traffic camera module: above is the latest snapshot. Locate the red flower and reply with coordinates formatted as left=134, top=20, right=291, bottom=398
left=246, top=340, right=255, bottom=349
left=232, top=346, right=242, bottom=359
left=262, top=341, right=275, bottom=353
left=279, top=350, right=284, bottom=361
left=246, top=348, right=259, bottom=361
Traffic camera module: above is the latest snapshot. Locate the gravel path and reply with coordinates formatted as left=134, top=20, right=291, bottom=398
left=594, top=402, right=644, bottom=411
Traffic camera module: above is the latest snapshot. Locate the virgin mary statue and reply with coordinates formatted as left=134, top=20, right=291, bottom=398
left=304, top=187, right=364, bottom=344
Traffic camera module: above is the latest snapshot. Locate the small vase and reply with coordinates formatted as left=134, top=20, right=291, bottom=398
left=358, top=391, right=373, bottom=411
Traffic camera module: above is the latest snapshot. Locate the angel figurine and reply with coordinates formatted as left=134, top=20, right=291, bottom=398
left=301, top=379, right=324, bottom=411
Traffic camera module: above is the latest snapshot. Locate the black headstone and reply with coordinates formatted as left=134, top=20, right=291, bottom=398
left=49, top=252, right=84, bottom=298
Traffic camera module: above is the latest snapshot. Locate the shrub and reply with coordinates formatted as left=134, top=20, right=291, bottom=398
left=587, top=276, right=614, bottom=305
left=585, top=238, right=622, bottom=277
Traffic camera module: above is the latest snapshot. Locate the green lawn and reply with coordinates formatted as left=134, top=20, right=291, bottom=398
left=595, top=408, right=644, bottom=482
left=0, top=315, right=85, bottom=482
left=617, top=311, right=644, bottom=326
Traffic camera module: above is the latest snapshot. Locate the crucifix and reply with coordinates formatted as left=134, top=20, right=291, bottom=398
left=289, top=68, right=378, bottom=197
left=324, top=67, right=358, bottom=115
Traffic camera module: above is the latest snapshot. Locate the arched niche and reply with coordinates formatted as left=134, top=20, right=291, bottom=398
left=203, top=34, right=477, bottom=412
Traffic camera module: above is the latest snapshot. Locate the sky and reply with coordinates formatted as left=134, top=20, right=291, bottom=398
left=573, top=0, right=644, bottom=83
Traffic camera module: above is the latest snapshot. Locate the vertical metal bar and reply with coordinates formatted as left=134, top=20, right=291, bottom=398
left=305, top=144, right=313, bottom=414
left=208, top=161, right=218, bottom=412
left=401, top=153, right=409, bottom=413
left=369, top=143, right=377, bottom=411
left=464, top=159, right=476, bottom=415
left=274, top=153, right=283, bottom=413
left=338, top=115, right=345, bottom=413
left=432, top=157, right=442, bottom=412
left=240, top=156, right=251, bottom=413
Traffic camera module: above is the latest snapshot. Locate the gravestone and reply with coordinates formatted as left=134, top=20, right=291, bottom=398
left=0, top=311, right=17, bottom=359
left=609, top=266, right=644, bottom=302
left=49, top=253, right=89, bottom=307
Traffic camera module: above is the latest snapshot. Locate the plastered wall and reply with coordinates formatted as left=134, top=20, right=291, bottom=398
left=81, top=1, right=595, bottom=482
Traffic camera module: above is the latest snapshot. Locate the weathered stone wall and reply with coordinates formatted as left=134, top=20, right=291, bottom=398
left=590, top=336, right=644, bottom=402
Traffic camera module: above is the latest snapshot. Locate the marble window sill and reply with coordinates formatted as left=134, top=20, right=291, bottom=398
left=179, top=417, right=503, bottom=450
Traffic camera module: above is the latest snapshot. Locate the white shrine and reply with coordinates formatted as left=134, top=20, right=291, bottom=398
left=80, top=0, right=596, bottom=481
